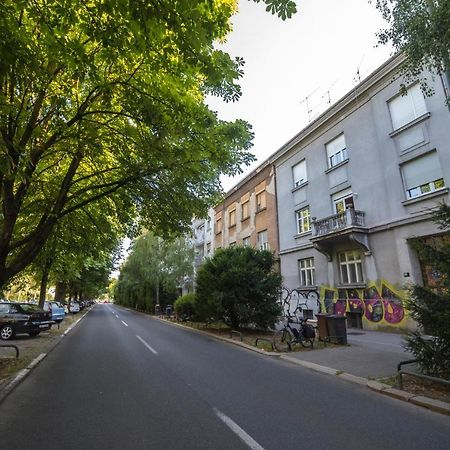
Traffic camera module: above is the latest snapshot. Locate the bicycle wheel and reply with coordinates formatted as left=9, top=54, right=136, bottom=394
left=273, top=329, right=292, bottom=352
left=300, top=337, right=314, bottom=348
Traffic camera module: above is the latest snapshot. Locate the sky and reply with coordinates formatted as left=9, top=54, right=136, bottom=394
left=207, top=0, right=394, bottom=191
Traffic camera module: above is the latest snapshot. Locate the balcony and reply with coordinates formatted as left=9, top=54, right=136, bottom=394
left=312, top=208, right=366, bottom=237
left=311, top=207, right=370, bottom=261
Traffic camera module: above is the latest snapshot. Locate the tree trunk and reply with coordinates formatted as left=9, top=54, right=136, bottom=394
left=38, top=253, right=54, bottom=308
left=54, top=281, right=66, bottom=302
left=38, top=269, right=50, bottom=309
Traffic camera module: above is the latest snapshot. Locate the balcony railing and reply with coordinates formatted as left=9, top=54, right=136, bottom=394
left=312, top=208, right=365, bottom=237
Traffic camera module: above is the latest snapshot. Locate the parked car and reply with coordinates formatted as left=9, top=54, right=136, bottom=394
left=43, top=301, right=65, bottom=323
left=0, top=302, right=53, bottom=340
left=69, top=301, right=80, bottom=314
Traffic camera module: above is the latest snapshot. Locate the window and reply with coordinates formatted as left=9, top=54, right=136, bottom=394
left=388, top=83, right=427, bottom=130
left=339, top=250, right=363, bottom=284
left=241, top=201, right=249, bottom=220
left=326, top=134, right=348, bottom=168
left=229, top=209, right=236, bottom=227
left=216, top=217, right=222, bottom=233
left=402, top=152, right=445, bottom=199
left=206, top=219, right=211, bottom=231
left=196, top=225, right=204, bottom=240
left=206, top=243, right=211, bottom=254
left=332, top=188, right=354, bottom=214
left=298, top=258, right=315, bottom=286
left=257, top=230, right=269, bottom=250
left=256, top=190, right=266, bottom=212
left=229, top=241, right=236, bottom=247
left=296, top=207, right=311, bottom=234
left=292, top=160, right=307, bottom=188
left=242, top=236, right=250, bottom=246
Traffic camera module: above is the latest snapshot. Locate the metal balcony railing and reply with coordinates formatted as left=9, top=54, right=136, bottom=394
left=312, top=208, right=365, bottom=237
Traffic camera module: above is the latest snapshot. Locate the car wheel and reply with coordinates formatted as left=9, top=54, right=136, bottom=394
left=0, top=324, right=15, bottom=340
left=28, top=331, right=40, bottom=337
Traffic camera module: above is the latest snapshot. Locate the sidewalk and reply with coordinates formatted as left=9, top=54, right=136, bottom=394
left=286, top=330, right=415, bottom=379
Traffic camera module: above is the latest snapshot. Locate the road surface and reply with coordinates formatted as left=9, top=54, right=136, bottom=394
left=0, top=304, right=449, bottom=450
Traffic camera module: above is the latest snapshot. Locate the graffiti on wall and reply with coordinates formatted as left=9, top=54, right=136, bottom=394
left=279, top=287, right=320, bottom=319
left=320, top=282, right=406, bottom=325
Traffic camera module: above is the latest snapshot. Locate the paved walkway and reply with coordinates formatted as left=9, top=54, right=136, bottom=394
left=287, top=330, right=416, bottom=379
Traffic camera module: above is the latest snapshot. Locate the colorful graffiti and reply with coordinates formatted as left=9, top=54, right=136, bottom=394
left=320, top=282, right=406, bottom=326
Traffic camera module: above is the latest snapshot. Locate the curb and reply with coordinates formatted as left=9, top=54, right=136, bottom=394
left=149, top=314, right=281, bottom=357
left=0, top=307, right=93, bottom=405
left=150, top=315, right=450, bottom=417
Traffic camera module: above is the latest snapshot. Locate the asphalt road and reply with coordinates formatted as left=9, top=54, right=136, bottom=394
left=0, top=304, right=449, bottom=450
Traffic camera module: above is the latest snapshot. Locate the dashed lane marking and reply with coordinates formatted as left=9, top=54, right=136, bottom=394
left=121, top=320, right=128, bottom=327
left=136, top=335, right=158, bottom=355
left=213, top=408, right=265, bottom=450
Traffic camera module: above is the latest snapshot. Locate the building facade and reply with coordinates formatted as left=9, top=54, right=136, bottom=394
left=214, top=163, right=279, bottom=256
left=274, top=54, right=450, bottom=330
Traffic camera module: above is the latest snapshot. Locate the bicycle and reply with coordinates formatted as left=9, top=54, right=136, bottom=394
left=273, top=315, right=315, bottom=352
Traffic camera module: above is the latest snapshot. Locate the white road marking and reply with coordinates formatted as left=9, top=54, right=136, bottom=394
left=136, top=335, right=158, bottom=355
left=121, top=320, right=128, bottom=327
left=213, top=408, right=265, bottom=450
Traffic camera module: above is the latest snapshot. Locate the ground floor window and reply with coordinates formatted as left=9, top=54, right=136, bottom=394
left=339, top=250, right=363, bottom=284
left=298, top=257, right=315, bottom=286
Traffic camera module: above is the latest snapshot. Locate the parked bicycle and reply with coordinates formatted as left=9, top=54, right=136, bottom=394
left=273, top=314, right=316, bottom=351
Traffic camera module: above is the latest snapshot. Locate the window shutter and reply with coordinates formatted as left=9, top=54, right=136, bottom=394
left=402, top=152, right=442, bottom=190
left=389, top=84, right=427, bottom=130
left=292, top=160, right=307, bottom=187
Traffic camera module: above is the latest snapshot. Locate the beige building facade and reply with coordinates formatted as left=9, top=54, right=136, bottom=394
left=214, top=163, right=279, bottom=256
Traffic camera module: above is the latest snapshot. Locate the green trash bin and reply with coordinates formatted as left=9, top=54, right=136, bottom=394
left=325, top=315, right=348, bottom=345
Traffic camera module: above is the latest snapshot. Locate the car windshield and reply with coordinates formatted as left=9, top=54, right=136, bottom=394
left=19, top=304, right=44, bottom=313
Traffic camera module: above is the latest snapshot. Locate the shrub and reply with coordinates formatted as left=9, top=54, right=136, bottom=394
left=195, top=246, right=282, bottom=329
left=174, top=293, right=197, bottom=320
left=406, top=203, right=450, bottom=379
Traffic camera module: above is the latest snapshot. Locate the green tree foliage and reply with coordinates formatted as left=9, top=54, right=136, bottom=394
left=21, top=193, right=128, bottom=306
left=195, top=246, right=282, bottom=329
left=2, top=0, right=304, bottom=287
left=374, top=0, right=450, bottom=96
left=174, top=293, right=198, bottom=320
left=114, top=231, right=194, bottom=312
left=406, top=203, right=450, bottom=379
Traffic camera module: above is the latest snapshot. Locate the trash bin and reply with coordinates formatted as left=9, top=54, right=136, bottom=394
left=325, top=314, right=348, bottom=345
left=315, top=313, right=329, bottom=341
left=165, top=304, right=173, bottom=317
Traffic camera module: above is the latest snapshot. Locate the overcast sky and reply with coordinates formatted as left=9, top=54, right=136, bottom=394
left=207, top=0, right=394, bottom=191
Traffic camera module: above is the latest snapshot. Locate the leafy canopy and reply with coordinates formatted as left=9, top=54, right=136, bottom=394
left=374, top=0, right=450, bottom=96
left=0, top=0, right=298, bottom=287
left=114, top=231, right=194, bottom=311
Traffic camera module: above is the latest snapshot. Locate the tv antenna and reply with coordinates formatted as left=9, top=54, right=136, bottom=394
left=322, top=79, right=338, bottom=106
left=353, top=54, right=366, bottom=85
left=300, top=87, right=320, bottom=123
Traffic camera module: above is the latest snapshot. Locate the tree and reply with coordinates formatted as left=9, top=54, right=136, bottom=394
left=0, top=0, right=295, bottom=289
left=19, top=192, right=128, bottom=306
left=406, top=202, right=450, bottom=379
left=374, top=0, right=450, bottom=96
left=114, top=231, right=194, bottom=311
left=195, top=246, right=282, bottom=329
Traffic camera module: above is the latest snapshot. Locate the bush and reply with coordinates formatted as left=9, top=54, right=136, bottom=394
left=406, top=203, right=450, bottom=379
left=174, top=293, right=197, bottom=320
left=195, top=246, right=282, bottom=329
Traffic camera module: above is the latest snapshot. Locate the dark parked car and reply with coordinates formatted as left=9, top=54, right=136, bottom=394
left=0, top=302, right=53, bottom=340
